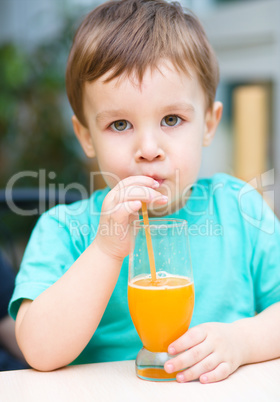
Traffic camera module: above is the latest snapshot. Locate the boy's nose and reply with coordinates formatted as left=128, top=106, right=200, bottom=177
left=134, top=132, right=165, bottom=162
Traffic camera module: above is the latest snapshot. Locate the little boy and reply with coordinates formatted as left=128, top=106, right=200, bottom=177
left=9, top=0, right=280, bottom=383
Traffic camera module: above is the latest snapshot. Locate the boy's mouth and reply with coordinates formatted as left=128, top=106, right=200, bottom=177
left=146, top=175, right=164, bottom=186
left=155, top=178, right=164, bottom=186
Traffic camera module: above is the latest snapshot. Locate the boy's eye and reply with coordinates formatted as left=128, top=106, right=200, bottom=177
left=110, top=120, right=132, bottom=132
left=161, top=115, right=181, bottom=127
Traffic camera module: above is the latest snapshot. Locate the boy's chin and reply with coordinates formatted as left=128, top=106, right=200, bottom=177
left=147, top=205, right=169, bottom=218
left=147, top=189, right=192, bottom=217
left=146, top=198, right=182, bottom=217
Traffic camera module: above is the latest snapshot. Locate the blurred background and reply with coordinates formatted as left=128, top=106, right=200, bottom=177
left=0, top=0, right=279, bottom=270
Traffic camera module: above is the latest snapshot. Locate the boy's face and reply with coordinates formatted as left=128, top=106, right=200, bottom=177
left=73, top=61, right=222, bottom=216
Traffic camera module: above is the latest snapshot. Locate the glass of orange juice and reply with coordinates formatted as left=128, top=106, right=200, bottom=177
left=128, top=219, right=194, bottom=381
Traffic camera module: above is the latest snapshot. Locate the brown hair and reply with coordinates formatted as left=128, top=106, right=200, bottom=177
left=66, top=0, right=219, bottom=126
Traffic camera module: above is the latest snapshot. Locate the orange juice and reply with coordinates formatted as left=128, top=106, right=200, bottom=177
left=128, top=275, right=194, bottom=352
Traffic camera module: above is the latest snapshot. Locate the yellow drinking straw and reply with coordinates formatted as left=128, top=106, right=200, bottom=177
left=141, top=202, right=157, bottom=282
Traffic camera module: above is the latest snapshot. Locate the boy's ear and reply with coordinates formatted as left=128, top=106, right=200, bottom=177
left=203, top=101, right=223, bottom=147
left=72, top=115, right=96, bottom=158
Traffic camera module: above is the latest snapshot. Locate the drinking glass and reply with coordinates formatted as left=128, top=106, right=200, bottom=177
left=128, top=219, right=194, bottom=381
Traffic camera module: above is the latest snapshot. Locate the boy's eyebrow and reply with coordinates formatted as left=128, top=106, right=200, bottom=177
left=96, top=109, right=128, bottom=124
left=95, top=103, right=195, bottom=123
left=160, top=102, right=195, bottom=114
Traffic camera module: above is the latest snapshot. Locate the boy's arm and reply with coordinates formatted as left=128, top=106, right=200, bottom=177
left=15, top=243, right=123, bottom=371
left=15, top=176, right=167, bottom=371
left=164, top=301, right=280, bottom=383
left=232, top=301, right=280, bottom=364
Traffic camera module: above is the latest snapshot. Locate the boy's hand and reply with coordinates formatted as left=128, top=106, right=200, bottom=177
left=164, top=322, right=244, bottom=384
left=94, top=176, right=168, bottom=261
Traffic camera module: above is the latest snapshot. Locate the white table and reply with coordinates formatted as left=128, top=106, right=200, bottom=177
left=1, top=358, right=280, bottom=402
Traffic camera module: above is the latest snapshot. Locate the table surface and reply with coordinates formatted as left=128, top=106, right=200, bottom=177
left=1, top=358, right=280, bottom=402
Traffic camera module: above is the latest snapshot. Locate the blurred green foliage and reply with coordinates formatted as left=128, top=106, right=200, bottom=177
left=0, top=12, right=88, bottom=190
left=0, top=9, right=91, bottom=266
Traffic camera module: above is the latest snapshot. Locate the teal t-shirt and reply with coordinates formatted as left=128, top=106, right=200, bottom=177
left=9, top=174, right=280, bottom=365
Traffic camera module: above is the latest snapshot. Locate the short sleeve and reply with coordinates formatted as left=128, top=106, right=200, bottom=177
left=8, top=210, right=81, bottom=320
left=8, top=189, right=107, bottom=321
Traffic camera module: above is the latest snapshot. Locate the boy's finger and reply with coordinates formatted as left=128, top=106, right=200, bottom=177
left=165, top=340, right=212, bottom=374
left=114, top=185, right=167, bottom=205
left=175, top=353, right=221, bottom=383
left=100, top=188, right=167, bottom=218
left=168, top=326, right=207, bottom=354
left=199, top=362, right=231, bottom=384
left=108, top=201, right=142, bottom=227
left=114, top=176, right=160, bottom=191
left=124, top=200, right=142, bottom=213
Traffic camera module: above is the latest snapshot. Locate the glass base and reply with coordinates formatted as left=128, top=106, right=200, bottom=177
left=135, top=347, right=177, bottom=382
